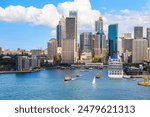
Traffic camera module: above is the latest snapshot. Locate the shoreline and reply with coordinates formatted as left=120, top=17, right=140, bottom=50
left=0, top=69, right=41, bottom=74
left=130, top=75, right=150, bottom=78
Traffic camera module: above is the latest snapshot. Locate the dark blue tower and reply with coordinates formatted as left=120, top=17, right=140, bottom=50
left=108, top=24, right=118, bottom=59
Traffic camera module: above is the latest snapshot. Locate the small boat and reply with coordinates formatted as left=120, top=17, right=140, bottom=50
left=64, top=74, right=72, bottom=81
left=123, top=75, right=131, bottom=79
left=92, top=77, right=96, bottom=85
left=76, top=74, right=79, bottom=77
left=60, top=67, right=65, bottom=70
left=89, top=68, right=93, bottom=70
left=80, top=70, right=85, bottom=72
left=95, top=73, right=100, bottom=78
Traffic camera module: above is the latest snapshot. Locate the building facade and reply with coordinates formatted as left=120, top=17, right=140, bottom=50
left=134, top=26, right=143, bottom=39
left=31, top=49, right=43, bottom=56
left=62, top=16, right=77, bottom=64
left=122, top=37, right=133, bottom=63
left=80, top=51, right=92, bottom=63
left=57, top=15, right=66, bottom=47
left=56, top=24, right=62, bottom=47
left=108, top=24, right=118, bottom=58
left=92, top=34, right=101, bottom=57
left=124, top=33, right=132, bottom=39
left=17, top=56, right=40, bottom=71
left=0, top=47, right=2, bottom=55
left=47, top=39, right=57, bottom=62
left=95, top=17, right=103, bottom=33
left=147, top=28, right=150, bottom=47
left=80, top=32, right=93, bottom=54
left=132, top=39, right=148, bottom=63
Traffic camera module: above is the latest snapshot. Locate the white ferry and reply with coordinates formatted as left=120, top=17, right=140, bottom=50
left=108, top=58, right=123, bottom=78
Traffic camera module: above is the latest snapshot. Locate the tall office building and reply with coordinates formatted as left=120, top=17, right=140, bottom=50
left=62, top=16, right=77, bottom=64
left=108, top=24, right=118, bottom=58
left=95, top=17, right=103, bottom=33
left=80, top=32, right=93, bottom=53
left=147, top=28, right=150, bottom=47
left=122, top=37, right=133, bottom=63
left=57, top=16, right=66, bottom=47
left=92, top=34, right=101, bottom=57
left=95, top=17, right=106, bottom=56
left=57, top=24, right=62, bottom=47
left=132, top=39, right=148, bottom=63
left=134, top=26, right=143, bottom=39
left=47, top=39, right=57, bottom=62
left=69, top=11, right=78, bottom=54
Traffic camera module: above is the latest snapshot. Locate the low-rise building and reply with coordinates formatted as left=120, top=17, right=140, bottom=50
left=80, top=51, right=92, bottom=63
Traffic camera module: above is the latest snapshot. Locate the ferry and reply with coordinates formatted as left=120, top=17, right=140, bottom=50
left=64, top=74, right=72, bottom=81
left=95, top=73, right=100, bottom=78
left=108, top=58, right=123, bottom=78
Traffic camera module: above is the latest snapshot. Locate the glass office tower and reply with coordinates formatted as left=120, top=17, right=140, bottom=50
left=108, top=24, right=118, bottom=58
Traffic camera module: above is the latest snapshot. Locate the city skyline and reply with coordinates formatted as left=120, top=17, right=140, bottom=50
left=0, top=0, right=150, bottom=50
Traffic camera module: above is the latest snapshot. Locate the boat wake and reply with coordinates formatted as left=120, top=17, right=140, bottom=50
left=72, top=77, right=77, bottom=81
left=92, top=76, right=96, bottom=85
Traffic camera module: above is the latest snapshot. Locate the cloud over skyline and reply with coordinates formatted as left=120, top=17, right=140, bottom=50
left=0, top=0, right=150, bottom=37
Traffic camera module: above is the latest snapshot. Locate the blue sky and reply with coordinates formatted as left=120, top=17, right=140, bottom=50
left=0, top=0, right=150, bottom=50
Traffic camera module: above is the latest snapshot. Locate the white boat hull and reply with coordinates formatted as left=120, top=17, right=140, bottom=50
left=108, top=74, right=123, bottom=78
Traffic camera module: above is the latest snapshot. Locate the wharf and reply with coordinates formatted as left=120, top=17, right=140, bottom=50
left=131, top=75, right=150, bottom=78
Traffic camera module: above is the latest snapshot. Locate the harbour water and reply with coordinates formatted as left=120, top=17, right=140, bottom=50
left=0, top=69, right=150, bottom=100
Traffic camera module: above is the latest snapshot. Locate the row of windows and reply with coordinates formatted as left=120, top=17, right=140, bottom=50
left=109, top=71, right=123, bottom=75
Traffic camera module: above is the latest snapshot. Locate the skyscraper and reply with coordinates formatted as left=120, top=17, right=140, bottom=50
left=92, top=34, right=101, bottom=57
left=134, top=26, right=143, bottom=39
left=95, top=17, right=106, bottom=57
left=57, top=15, right=66, bottom=47
left=147, top=28, right=150, bottom=47
left=69, top=11, right=78, bottom=53
left=132, top=39, right=148, bottom=63
left=57, top=24, right=62, bottom=47
left=108, top=24, right=118, bottom=58
left=95, top=17, right=103, bottom=33
left=80, top=32, right=93, bottom=54
left=62, top=16, right=77, bottom=64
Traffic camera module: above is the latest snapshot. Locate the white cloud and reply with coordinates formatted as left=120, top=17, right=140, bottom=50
left=0, top=0, right=100, bottom=31
left=0, top=0, right=150, bottom=37
left=104, top=7, right=150, bottom=37
left=120, top=9, right=130, bottom=14
left=58, top=0, right=100, bottom=30
left=0, top=4, right=60, bottom=28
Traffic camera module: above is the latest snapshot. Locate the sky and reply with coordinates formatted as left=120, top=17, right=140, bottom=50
left=0, top=0, right=150, bottom=50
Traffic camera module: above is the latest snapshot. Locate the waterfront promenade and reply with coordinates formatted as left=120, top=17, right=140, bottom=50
left=0, top=69, right=40, bottom=74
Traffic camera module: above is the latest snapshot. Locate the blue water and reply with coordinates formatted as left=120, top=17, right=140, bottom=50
left=0, top=69, right=150, bottom=100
